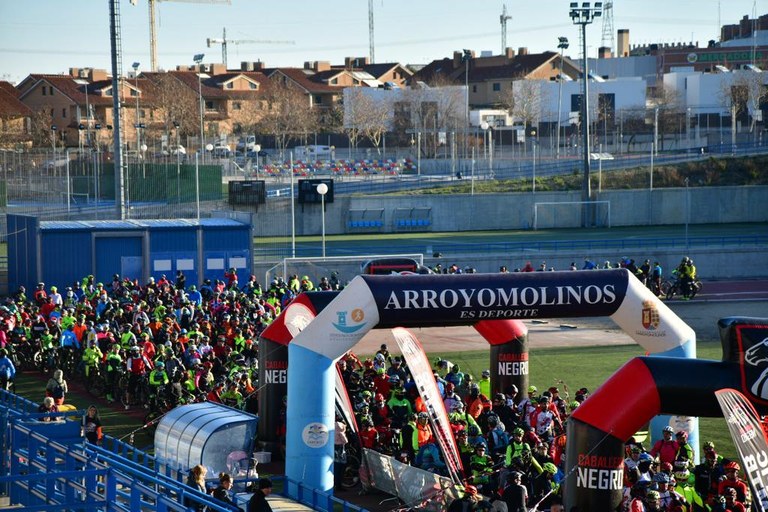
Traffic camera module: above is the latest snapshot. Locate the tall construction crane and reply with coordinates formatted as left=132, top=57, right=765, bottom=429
left=206, top=28, right=295, bottom=69
left=500, top=3, right=512, bottom=54
left=601, top=1, right=615, bottom=55
left=130, top=0, right=231, bottom=72
left=368, top=0, right=376, bottom=63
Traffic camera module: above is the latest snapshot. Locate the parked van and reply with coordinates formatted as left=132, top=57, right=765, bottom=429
left=293, top=145, right=333, bottom=160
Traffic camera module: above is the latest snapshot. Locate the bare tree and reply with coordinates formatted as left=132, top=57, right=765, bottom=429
left=344, top=89, right=391, bottom=155
left=729, top=71, right=768, bottom=134
left=649, top=82, right=683, bottom=150
left=259, top=80, right=317, bottom=156
left=149, top=73, right=199, bottom=140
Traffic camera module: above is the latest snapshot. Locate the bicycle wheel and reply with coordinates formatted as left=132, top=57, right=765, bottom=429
left=88, top=371, right=106, bottom=398
left=118, top=374, right=131, bottom=407
left=341, top=448, right=362, bottom=489
left=690, top=280, right=702, bottom=299
left=664, top=281, right=677, bottom=300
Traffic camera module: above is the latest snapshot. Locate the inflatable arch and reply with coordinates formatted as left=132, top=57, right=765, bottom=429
left=283, top=269, right=697, bottom=504
left=257, top=292, right=528, bottom=449
left=566, top=316, right=768, bottom=510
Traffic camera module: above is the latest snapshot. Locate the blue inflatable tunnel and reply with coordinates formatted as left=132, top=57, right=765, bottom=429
left=154, top=402, right=258, bottom=476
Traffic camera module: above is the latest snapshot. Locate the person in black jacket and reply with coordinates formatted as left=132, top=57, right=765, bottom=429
left=211, top=472, right=234, bottom=506
left=248, top=477, right=273, bottom=512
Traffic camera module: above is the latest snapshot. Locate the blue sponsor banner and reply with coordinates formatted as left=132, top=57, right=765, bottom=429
left=362, top=269, right=629, bottom=327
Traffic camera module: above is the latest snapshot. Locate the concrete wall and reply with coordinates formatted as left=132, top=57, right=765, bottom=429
left=250, top=185, right=768, bottom=237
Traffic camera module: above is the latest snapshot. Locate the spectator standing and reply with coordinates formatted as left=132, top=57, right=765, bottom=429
left=0, top=348, right=16, bottom=390
left=83, top=405, right=103, bottom=445
left=248, top=477, right=274, bottom=512
left=46, top=369, right=68, bottom=406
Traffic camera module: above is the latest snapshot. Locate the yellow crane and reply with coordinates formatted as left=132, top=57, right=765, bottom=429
left=130, top=0, right=232, bottom=71
left=206, top=27, right=295, bottom=69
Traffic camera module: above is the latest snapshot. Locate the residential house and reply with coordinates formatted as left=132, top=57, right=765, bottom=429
left=0, top=81, right=33, bottom=148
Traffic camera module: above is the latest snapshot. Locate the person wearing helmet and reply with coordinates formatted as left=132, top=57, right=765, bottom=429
left=650, top=425, right=679, bottom=465
left=445, top=364, right=464, bottom=388
left=722, top=486, right=747, bottom=512
left=644, top=489, right=662, bottom=510
left=674, top=430, right=694, bottom=470
left=81, top=337, right=103, bottom=379
left=148, top=359, right=170, bottom=408
left=104, top=343, right=123, bottom=403
left=505, top=427, right=536, bottom=471
left=518, top=386, right=539, bottom=426
left=399, top=413, right=420, bottom=461
left=468, top=442, right=494, bottom=487
left=671, top=461, right=706, bottom=511
left=387, top=356, right=407, bottom=382
left=415, top=411, right=433, bottom=447
left=624, top=445, right=643, bottom=472
left=492, top=392, right=520, bottom=433
left=126, top=345, right=150, bottom=409
left=501, top=470, right=528, bottom=512
left=387, top=386, right=412, bottom=429
left=447, top=484, right=481, bottom=512
left=532, top=461, right=560, bottom=510
left=477, top=369, right=491, bottom=398
left=718, top=461, right=749, bottom=504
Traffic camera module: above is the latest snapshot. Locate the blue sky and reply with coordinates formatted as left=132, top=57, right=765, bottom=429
left=0, top=0, right=762, bottom=84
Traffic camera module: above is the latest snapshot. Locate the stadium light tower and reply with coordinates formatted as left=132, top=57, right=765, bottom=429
left=569, top=2, right=602, bottom=227
left=193, top=53, right=205, bottom=162
left=556, top=37, right=569, bottom=160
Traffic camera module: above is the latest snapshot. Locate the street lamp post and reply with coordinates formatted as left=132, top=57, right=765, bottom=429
left=173, top=121, right=181, bottom=204
left=462, top=49, right=472, bottom=175
left=556, top=37, right=570, bottom=159
left=569, top=2, right=602, bottom=227
left=132, top=62, right=141, bottom=161
left=316, top=182, right=329, bottom=258
left=51, top=125, right=57, bottom=168
left=193, top=54, right=205, bottom=163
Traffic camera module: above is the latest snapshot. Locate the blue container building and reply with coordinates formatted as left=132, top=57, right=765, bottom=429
left=7, top=215, right=252, bottom=293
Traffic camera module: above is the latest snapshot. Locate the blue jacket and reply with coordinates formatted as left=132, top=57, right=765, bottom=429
left=0, top=356, right=16, bottom=379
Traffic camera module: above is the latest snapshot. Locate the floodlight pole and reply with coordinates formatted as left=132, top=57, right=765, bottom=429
left=556, top=37, right=569, bottom=160
left=570, top=2, right=602, bottom=227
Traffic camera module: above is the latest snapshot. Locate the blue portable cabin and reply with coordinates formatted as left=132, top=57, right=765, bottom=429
left=7, top=214, right=252, bottom=293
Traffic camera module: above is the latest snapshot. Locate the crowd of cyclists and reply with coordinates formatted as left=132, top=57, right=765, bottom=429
left=0, top=256, right=706, bottom=511
left=0, top=269, right=304, bottom=424
left=339, top=349, right=749, bottom=511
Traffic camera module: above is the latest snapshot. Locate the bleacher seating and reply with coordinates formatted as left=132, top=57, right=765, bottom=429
left=260, top=158, right=416, bottom=177
left=347, top=209, right=385, bottom=232
left=393, top=207, right=432, bottom=231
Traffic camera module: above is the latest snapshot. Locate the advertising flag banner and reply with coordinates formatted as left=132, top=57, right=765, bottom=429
left=715, top=388, right=768, bottom=511
left=392, top=327, right=463, bottom=482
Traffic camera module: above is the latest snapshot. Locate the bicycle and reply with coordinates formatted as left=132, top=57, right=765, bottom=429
left=663, top=274, right=703, bottom=300
left=85, top=363, right=107, bottom=398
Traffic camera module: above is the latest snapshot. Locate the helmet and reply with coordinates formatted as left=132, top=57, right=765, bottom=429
left=638, top=453, right=653, bottom=462
left=494, top=393, right=506, bottom=402
left=130, top=346, right=140, bottom=354
left=445, top=382, right=455, bottom=392
left=487, top=414, right=499, bottom=426
left=417, top=412, right=429, bottom=421
left=652, top=472, right=670, bottom=483
left=724, top=461, right=740, bottom=471
left=528, top=385, right=537, bottom=393
left=481, top=370, right=490, bottom=377
left=361, top=390, right=372, bottom=399
left=674, top=467, right=690, bottom=481
left=646, top=490, right=660, bottom=500
left=513, top=427, right=524, bottom=436
left=463, top=485, right=478, bottom=497
left=155, top=361, right=165, bottom=369
left=676, top=430, right=688, bottom=441
left=703, top=441, right=715, bottom=450
left=451, top=401, right=465, bottom=412
left=660, top=461, right=673, bottom=473
left=374, top=393, right=385, bottom=402
left=468, top=425, right=480, bottom=437
left=542, top=463, right=557, bottom=474
left=508, top=384, right=518, bottom=394
left=388, top=375, right=400, bottom=384
left=662, top=425, right=674, bottom=433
